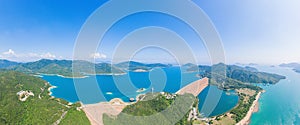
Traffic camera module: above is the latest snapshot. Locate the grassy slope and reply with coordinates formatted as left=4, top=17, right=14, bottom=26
left=122, top=94, right=174, bottom=116
left=60, top=107, right=90, bottom=125
left=103, top=93, right=195, bottom=125
left=0, top=70, right=90, bottom=124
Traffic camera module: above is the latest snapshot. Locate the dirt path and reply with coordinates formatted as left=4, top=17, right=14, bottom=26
left=53, top=111, right=68, bottom=125
left=38, top=82, right=47, bottom=99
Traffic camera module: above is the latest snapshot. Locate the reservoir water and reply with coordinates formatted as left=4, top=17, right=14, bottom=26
left=42, top=67, right=239, bottom=117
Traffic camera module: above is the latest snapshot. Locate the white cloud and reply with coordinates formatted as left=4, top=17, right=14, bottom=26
left=2, top=49, right=16, bottom=56
left=90, top=52, right=107, bottom=59
left=28, top=53, right=39, bottom=57
left=0, top=49, right=59, bottom=62
left=40, top=52, right=56, bottom=59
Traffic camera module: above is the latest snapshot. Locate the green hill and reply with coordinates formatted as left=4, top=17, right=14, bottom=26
left=187, top=63, right=285, bottom=90
left=103, top=93, right=195, bottom=125
left=0, top=70, right=90, bottom=124
left=116, top=61, right=172, bottom=71
left=6, top=59, right=125, bottom=77
left=0, top=59, right=20, bottom=69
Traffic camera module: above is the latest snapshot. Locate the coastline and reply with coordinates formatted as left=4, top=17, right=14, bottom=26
left=47, top=84, right=57, bottom=97
left=84, top=72, right=127, bottom=76
left=36, top=72, right=128, bottom=79
left=37, top=73, right=90, bottom=79
left=236, top=91, right=262, bottom=125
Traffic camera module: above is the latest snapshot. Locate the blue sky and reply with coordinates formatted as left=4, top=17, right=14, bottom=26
left=0, top=0, right=299, bottom=64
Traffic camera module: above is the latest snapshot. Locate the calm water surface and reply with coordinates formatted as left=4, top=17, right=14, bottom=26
left=250, top=66, right=300, bottom=125
left=42, top=67, right=239, bottom=117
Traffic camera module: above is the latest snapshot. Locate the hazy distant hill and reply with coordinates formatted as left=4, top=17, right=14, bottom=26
left=0, top=59, right=20, bottom=68
left=280, top=63, right=300, bottom=73
left=181, top=63, right=198, bottom=71
left=116, top=61, right=172, bottom=71
left=279, top=63, right=300, bottom=68
left=187, top=63, right=285, bottom=90
left=182, top=63, right=197, bottom=68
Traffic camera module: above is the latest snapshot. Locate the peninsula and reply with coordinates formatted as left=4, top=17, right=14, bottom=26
left=83, top=78, right=209, bottom=125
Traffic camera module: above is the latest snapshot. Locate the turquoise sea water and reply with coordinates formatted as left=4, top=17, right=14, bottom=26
left=250, top=66, right=300, bottom=125
left=41, top=67, right=239, bottom=117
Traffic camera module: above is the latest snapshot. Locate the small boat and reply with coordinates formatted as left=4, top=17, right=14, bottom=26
left=129, top=98, right=135, bottom=102
left=136, top=88, right=146, bottom=92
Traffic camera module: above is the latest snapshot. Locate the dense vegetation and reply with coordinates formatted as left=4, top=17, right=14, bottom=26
left=0, top=70, right=90, bottom=124
left=103, top=93, right=195, bottom=125
left=187, top=63, right=285, bottom=90
left=230, top=92, right=257, bottom=122
left=60, top=103, right=90, bottom=125
left=122, top=93, right=174, bottom=116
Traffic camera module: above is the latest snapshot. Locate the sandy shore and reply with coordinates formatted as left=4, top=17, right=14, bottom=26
left=85, top=73, right=127, bottom=76
left=253, top=100, right=259, bottom=113
left=47, top=85, right=57, bottom=97
left=39, top=73, right=90, bottom=79
left=37, top=72, right=128, bottom=79
left=60, top=75, right=90, bottom=79
left=236, top=91, right=262, bottom=125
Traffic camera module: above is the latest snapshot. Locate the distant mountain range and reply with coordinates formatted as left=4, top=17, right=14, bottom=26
left=2, top=59, right=125, bottom=77
left=115, top=61, right=172, bottom=72
left=280, top=63, right=300, bottom=73
left=0, top=59, right=286, bottom=90
left=0, top=59, right=172, bottom=77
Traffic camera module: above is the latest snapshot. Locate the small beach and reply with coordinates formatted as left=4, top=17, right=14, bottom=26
left=47, top=85, right=57, bottom=97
